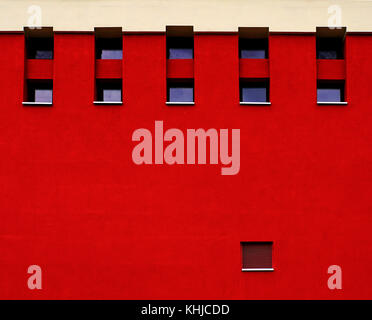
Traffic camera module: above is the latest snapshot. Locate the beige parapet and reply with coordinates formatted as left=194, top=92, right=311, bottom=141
left=0, top=0, right=371, bottom=32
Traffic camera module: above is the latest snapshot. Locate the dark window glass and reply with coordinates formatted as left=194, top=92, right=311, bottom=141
left=35, top=50, right=53, bottom=59
left=26, top=37, right=53, bottom=59
left=317, top=81, right=344, bottom=102
left=167, top=80, right=194, bottom=102
left=96, top=79, right=122, bottom=102
left=317, top=38, right=344, bottom=59
left=318, top=50, right=338, bottom=59
left=240, top=81, right=269, bottom=102
left=27, top=80, right=53, bottom=102
left=239, top=39, right=268, bottom=59
left=167, top=37, right=193, bottom=59
left=242, top=242, right=273, bottom=269
left=96, top=38, right=122, bottom=59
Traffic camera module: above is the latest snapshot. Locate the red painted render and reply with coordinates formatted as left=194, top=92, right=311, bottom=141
left=317, top=59, right=346, bottom=80
left=239, top=59, right=269, bottom=79
left=95, top=59, right=122, bottom=79
left=167, top=59, right=194, bottom=78
left=25, top=59, right=54, bottom=79
left=0, top=33, right=371, bottom=299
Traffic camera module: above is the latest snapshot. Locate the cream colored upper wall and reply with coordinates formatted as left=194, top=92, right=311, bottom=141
left=0, top=0, right=370, bottom=32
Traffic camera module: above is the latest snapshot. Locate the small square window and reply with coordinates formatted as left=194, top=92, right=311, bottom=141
left=316, top=27, right=346, bottom=60
left=96, top=79, right=122, bottom=102
left=26, top=80, right=53, bottom=103
left=240, top=80, right=269, bottom=103
left=167, top=37, right=194, bottom=59
left=96, top=38, right=122, bottom=60
left=25, top=29, right=54, bottom=59
left=317, top=81, right=345, bottom=102
left=167, top=79, right=194, bottom=102
left=241, top=242, right=273, bottom=270
left=239, top=39, right=268, bottom=59
left=317, top=38, right=344, bottom=59
left=95, top=27, right=123, bottom=60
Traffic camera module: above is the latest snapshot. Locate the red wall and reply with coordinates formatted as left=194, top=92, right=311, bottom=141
left=0, top=33, right=371, bottom=299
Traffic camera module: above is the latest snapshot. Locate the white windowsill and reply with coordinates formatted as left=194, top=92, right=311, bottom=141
left=242, top=268, right=274, bottom=272
left=93, top=101, right=123, bottom=105
left=240, top=102, right=271, bottom=105
left=166, top=102, right=195, bottom=105
left=317, top=101, right=348, bottom=105
left=22, top=102, right=53, bottom=106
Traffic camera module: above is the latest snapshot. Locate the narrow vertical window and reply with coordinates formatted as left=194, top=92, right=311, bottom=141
left=23, top=28, right=54, bottom=106
left=315, top=27, right=347, bottom=105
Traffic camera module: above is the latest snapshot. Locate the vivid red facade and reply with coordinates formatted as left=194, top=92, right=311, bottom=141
left=0, top=32, right=371, bottom=299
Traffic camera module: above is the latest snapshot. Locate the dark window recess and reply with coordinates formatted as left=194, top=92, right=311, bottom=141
left=242, top=242, right=273, bottom=269
left=96, top=79, right=122, bottom=102
left=167, top=79, right=194, bottom=102
left=96, top=38, right=122, bottom=59
left=167, top=37, right=194, bottom=59
left=239, top=39, right=268, bottom=59
left=240, top=80, right=269, bottom=102
left=317, top=38, right=344, bottom=59
left=26, top=37, right=53, bottom=59
left=317, top=81, right=345, bottom=102
left=27, top=80, right=53, bottom=103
